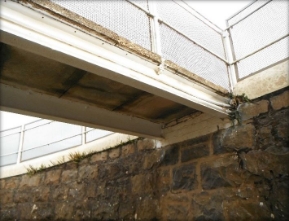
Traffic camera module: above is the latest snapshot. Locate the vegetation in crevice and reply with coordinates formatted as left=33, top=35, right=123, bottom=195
left=227, top=92, right=250, bottom=125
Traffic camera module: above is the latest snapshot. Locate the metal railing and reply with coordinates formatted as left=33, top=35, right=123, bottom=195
left=0, top=119, right=113, bottom=167
left=226, top=0, right=289, bottom=80
left=50, top=0, right=230, bottom=90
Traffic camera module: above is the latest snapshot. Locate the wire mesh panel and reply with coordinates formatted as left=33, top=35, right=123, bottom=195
left=154, top=1, right=225, bottom=59
left=85, top=128, right=113, bottom=143
left=0, top=127, right=21, bottom=166
left=128, top=0, right=149, bottom=11
left=22, top=121, right=82, bottom=161
left=228, top=0, right=289, bottom=79
left=51, top=0, right=152, bottom=50
left=159, top=23, right=230, bottom=89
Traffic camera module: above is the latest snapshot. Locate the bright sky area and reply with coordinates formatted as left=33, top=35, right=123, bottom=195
left=0, top=1, right=252, bottom=131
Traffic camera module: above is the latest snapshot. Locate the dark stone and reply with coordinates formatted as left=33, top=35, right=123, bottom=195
left=119, top=196, right=136, bottom=219
left=183, top=134, right=210, bottom=146
left=32, top=186, right=50, bottom=202
left=192, top=191, right=226, bottom=221
left=181, top=143, right=209, bottom=162
left=222, top=124, right=255, bottom=151
left=201, top=167, right=231, bottom=190
left=172, top=164, right=197, bottom=191
left=225, top=200, right=271, bottom=221
left=240, top=150, right=289, bottom=179
left=136, top=196, right=158, bottom=220
left=270, top=177, right=289, bottom=220
left=213, top=130, right=234, bottom=154
left=160, top=145, right=179, bottom=166
left=166, top=204, right=189, bottom=221
left=157, top=168, right=171, bottom=193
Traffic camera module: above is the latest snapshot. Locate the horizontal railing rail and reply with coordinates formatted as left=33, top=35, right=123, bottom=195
left=0, top=119, right=113, bottom=167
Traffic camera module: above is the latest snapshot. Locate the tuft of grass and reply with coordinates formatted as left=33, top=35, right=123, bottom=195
left=26, top=164, right=47, bottom=176
left=68, top=151, right=87, bottom=163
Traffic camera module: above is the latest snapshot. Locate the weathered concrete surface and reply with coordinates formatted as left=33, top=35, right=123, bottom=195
left=0, top=44, right=198, bottom=124
left=234, top=59, right=289, bottom=99
left=1, top=88, right=288, bottom=220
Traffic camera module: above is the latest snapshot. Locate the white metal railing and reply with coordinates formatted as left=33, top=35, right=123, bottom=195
left=226, top=0, right=289, bottom=80
left=50, top=0, right=230, bottom=90
left=0, top=119, right=113, bottom=167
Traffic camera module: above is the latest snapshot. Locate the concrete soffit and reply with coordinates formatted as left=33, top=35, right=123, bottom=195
left=0, top=0, right=231, bottom=138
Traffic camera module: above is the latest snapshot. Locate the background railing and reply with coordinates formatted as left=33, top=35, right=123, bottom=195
left=50, top=0, right=230, bottom=90
left=0, top=119, right=113, bottom=167
left=226, top=0, right=289, bottom=80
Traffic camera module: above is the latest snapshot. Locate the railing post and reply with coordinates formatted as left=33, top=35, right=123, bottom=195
left=16, top=124, right=25, bottom=164
left=148, top=1, right=162, bottom=55
left=223, top=26, right=239, bottom=91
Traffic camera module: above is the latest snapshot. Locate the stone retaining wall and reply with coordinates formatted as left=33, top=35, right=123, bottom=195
left=1, top=88, right=288, bottom=220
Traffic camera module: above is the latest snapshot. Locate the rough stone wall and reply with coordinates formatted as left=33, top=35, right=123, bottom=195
left=0, top=88, right=288, bottom=221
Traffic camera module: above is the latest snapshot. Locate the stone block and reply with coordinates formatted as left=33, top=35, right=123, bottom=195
left=221, top=124, right=256, bottom=151
left=240, top=150, right=289, bottom=179
left=19, top=174, right=43, bottom=189
left=181, top=143, right=210, bottom=162
left=52, top=185, right=69, bottom=201
left=238, top=100, right=269, bottom=121
left=18, top=203, right=33, bottom=220
left=122, top=143, right=135, bottom=157
left=1, top=190, right=14, bottom=204
left=143, top=150, right=162, bottom=169
left=54, top=202, right=75, bottom=220
left=135, top=196, right=158, bottom=220
left=90, top=151, right=107, bottom=163
left=137, top=139, right=155, bottom=151
left=32, top=186, right=50, bottom=202
left=160, top=145, right=179, bottom=166
left=224, top=200, right=271, bottom=221
left=172, top=163, right=198, bottom=191
left=44, top=169, right=61, bottom=185
left=118, top=196, right=136, bottom=220
left=132, top=173, right=153, bottom=194
left=14, top=190, right=31, bottom=203
left=61, top=169, right=78, bottom=182
left=270, top=177, right=289, bottom=220
left=3, top=177, right=20, bottom=189
left=108, top=147, right=120, bottom=159
left=157, top=168, right=171, bottom=193
left=201, top=154, right=242, bottom=190
left=163, top=204, right=189, bottom=221
left=78, top=164, right=98, bottom=181
left=270, top=90, right=289, bottom=110
left=32, top=203, right=54, bottom=220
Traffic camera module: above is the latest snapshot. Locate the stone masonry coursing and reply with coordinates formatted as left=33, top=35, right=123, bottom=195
left=0, top=88, right=288, bottom=220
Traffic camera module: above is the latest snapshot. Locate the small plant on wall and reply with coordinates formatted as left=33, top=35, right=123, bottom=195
left=227, top=92, right=250, bottom=125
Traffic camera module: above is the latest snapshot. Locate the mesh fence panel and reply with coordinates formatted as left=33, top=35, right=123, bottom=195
left=51, top=0, right=152, bottom=50
left=23, top=121, right=81, bottom=151
left=0, top=130, right=21, bottom=156
left=86, top=128, right=113, bottom=143
left=0, top=153, right=18, bottom=167
left=155, top=1, right=225, bottom=58
left=21, top=135, right=81, bottom=161
left=229, top=0, right=288, bottom=59
left=237, top=36, right=289, bottom=78
left=128, top=0, right=148, bottom=11
left=160, top=23, right=229, bottom=89
left=227, top=1, right=269, bottom=26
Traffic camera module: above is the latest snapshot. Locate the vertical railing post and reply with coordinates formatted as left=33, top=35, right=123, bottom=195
left=81, top=126, right=86, bottom=145
left=148, top=1, right=164, bottom=74
left=16, top=124, right=25, bottom=164
left=149, top=2, right=162, bottom=55
left=223, top=25, right=239, bottom=90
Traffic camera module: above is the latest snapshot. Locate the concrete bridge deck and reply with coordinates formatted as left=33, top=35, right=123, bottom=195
left=0, top=0, right=231, bottom=138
